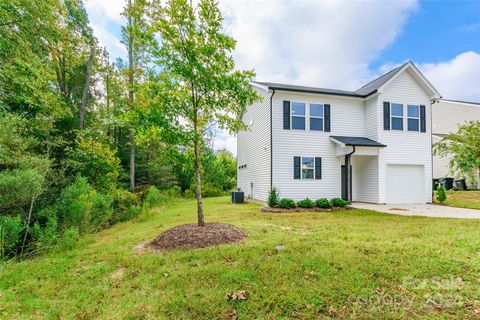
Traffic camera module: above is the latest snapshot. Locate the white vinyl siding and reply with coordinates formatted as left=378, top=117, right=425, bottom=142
left=377, top=69, right=432, bottom=203
left=236, top=87, right=271, bottom=201
left=272, top=91, right=365, bottom=201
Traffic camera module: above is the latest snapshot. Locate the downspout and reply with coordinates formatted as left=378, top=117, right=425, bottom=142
left=345, top=146, right=356, bottom=204
left=270, top=88, right=276, bottom=189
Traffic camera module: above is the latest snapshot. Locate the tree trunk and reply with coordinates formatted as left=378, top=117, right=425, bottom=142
left=477, top=167, right=480, bottom=190
left=194, top=136, right=205, bottom=226
left=79, top=46, right=95, bottom=129
left=127, top=1, right=136, bottom=192
left=129, top=130, right=135, bottom=192
left=20, top=196, right=36, bottom=257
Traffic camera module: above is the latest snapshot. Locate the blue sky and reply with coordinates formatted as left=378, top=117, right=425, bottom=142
left=86, top=0, right=480, bottom=155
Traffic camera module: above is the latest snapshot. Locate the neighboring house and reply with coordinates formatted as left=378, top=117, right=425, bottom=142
left=237, top=62, right=441, bottom=204
left=432, top=99, right=480, bottom=188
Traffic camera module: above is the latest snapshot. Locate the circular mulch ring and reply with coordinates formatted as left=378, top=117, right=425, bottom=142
left=148, top=223, right=247, bottom=251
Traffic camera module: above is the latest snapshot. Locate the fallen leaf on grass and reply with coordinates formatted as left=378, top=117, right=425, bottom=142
left=226, top=290, right=248, bottom=301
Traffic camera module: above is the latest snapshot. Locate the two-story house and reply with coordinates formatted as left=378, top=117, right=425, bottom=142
left=237, top=61, right=441, bottom=204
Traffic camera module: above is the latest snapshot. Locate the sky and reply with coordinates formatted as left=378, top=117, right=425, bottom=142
left=85, top=0, right=480, bottom=156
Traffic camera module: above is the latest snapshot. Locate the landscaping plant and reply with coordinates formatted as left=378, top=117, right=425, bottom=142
left=297, top=198, right=315, bottom=208
left=267, top=187, right=280, bottom=207
left=278, top=198, right=297, bottom=209
left=330, top=198, right=348, bottom=208
left=436, top=186, right=447, bottom=204
left=316, top=198, right=332, bottom=209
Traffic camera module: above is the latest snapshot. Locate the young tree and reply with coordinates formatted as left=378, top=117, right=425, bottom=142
left=148, top=0, right=259, bottom=225
left=435, top=121, right=480, bottom=188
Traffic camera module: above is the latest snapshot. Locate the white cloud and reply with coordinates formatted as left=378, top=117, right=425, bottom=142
left=419, top=51, right=480, bottom=102
left=85, top=0, right=127, bottom=60
left=220, top=0, right=418, bottom=90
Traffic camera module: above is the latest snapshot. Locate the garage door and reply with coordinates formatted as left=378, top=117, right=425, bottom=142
left=386, top=164, right=425, bottom=204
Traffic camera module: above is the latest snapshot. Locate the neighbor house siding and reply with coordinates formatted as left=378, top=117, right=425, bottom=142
left=236, top=86, right=271, bottom=200
left=432, top=100, right=480, bottom=188
left=271, top=91, right=366, bottom=201
left=376, top=70, right=433, bottom=203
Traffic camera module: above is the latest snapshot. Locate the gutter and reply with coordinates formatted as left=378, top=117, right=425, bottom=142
left=270, top=88, right=275, bottom=188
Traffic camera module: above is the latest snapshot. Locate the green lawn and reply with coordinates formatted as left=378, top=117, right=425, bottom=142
left=434, top=190, right=480, bottom=210
left=2, top=197, right=480, bottom=319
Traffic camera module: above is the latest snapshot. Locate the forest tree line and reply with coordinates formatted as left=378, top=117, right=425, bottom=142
left=0, top=0, right=254, bottom=260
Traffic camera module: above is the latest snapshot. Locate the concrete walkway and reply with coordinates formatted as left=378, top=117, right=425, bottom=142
left=352, top=202, right=480, bottom=219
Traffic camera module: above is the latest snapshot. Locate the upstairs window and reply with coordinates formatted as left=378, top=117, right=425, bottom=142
left=291, top=102, right=306, bottom=129
left=391, top=103, right=404, bottom=131
left=309, top=103, right=323, bottom=131
left=407, top=105, right=419, bottom=131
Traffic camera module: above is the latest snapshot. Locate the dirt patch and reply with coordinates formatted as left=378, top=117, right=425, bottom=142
left=148, top=223, right=246, bottom=251
left=261, top=206, right=351, bottom=213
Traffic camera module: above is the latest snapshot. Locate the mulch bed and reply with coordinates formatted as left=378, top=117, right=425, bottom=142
left=148, top=223, right=247, bottom=251
left=260, top=206, right=351, bottom=213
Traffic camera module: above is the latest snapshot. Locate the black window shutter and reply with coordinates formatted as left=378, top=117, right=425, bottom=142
left=283, top=101, right=290, bottom=130
left=293, top=156, right=300, bottom=179
left=324, top=104, right=331, bottom=132
left=315, top=157, right=322, bottom=180
left=383, top=102, right=390, bottom=130
left=420, top=105, right=426, bottom=132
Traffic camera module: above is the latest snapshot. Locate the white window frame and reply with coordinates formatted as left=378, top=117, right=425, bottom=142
left=301, top=156, right=315, bottom=180
left=407, top=104, right=420, bottom=132
left=290, top=101, right=306, bottom=130
left=309, top=103, right=324, bottom=131
left=390, top=103, right=404, bottom=131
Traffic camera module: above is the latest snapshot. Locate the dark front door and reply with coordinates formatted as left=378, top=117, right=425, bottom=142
left=341, top=165, right=352, bottom=201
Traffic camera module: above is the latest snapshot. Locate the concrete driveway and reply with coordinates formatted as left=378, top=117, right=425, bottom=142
left=352, top=202, right=480, bottom=219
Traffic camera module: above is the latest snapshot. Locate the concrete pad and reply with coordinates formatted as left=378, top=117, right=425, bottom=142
left=351, top=202, right=480, bottom=219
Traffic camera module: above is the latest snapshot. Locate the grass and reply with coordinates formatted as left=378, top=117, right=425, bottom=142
left=2, top=197, right=480, bottom=319
left=433, top=190, right=480, bottom=210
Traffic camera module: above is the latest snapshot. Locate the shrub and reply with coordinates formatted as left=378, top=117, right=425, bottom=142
left=0, top=215, right=24, bottom=260
left=144, top=186, right=182, bottom=208
left=436, top=186, right=447, bottom=204
left=297, top=198, right=315, bottom=208
left=30, top=207, right=58, bottom=249
left=330, top=198, right=348, bottom=208
left=278, top=198, right=296, bottom=209
left=267, top=187, right=280, bottom=207
left=316, top=198, right=332, bottom=209
left=111, top=189, right=140, bottom=224
left=57, top=177, right=113, bottom=234
left=58, top=227, right=80, bottom=250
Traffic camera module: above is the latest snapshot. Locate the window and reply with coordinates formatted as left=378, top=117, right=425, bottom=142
left=391, top=103, right=404, bottom=131
left=291, top=102, right=306, bottom=130
left=407, top=105, right=419, bottom=131
left=301, top=157, right=314, bottom=179
left=309, top=103, right=323, bottom=131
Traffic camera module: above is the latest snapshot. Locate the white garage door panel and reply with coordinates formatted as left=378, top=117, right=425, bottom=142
left=387, top=164, right=424, bottom=204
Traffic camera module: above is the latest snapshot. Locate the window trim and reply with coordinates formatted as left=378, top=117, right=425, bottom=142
left=309, top=103, right=324, bottom=131
left=390, top=103, right=404, bottom=131
left=290, top=101, right=306, bottom=130
left=407, top=104, right=420, bottom=132
left=300, top=156, right=315, bottom=180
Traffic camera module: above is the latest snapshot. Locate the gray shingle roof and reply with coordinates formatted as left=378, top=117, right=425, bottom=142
left=253, top=62, right=409, bottom=98
left=354, top=62, right=408, bottom=96
left=252, top=82, right=363, bottom=98
left=330, top=136, right=386, bottom=147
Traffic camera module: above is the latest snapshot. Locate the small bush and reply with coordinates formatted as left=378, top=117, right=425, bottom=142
left=330, top=198, right=348, bottom=208
left=0, top=215, right=24, bottom=260
left=316, top=198, right=332, bottom=209
left=111, top=189, right=139, bottom=224
left=58, top=227, right=80, bottom=250
left=436, top=186, right=447, bottom=204
left=57, top=177, right=113, bottom=234
left=297, top=198, right=315, bottom=208
left=268, top=187, right=280, bottom=207
left=278, top=198, right=296, bottom=209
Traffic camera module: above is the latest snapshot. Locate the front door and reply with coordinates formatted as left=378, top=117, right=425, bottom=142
left=341, top=165, right=352, bottom=201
